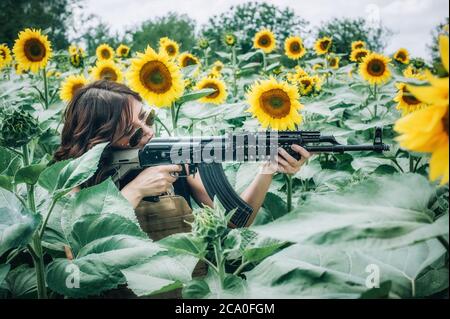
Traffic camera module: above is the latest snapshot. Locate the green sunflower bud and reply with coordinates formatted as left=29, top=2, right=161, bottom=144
left=0, top=108, right=40, bottom=148
left=198, top=38, right=210, bottom=50
left=192, top=205, right=228, bottom=242
left=223, top=33, right=237, bottom=47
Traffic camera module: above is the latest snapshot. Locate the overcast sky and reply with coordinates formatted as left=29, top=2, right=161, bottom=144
left=78, top=0, right=449, bottom=59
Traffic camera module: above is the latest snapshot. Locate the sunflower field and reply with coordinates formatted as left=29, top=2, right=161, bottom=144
left=0, top=19, right=449, bottom=300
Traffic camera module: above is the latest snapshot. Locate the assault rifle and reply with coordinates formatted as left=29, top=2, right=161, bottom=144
left=103, top=127, right=390, bottom=227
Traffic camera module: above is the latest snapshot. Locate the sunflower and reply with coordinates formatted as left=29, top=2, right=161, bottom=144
left=253, top=29, right=276, bottom=54
left=195, top=77, right=227, bottom=105
left=403, top=64, right=427, bottom=81
left=159, top=37, right=179, bottom=58
left=91, top=60, right=123, bottom=83
left=287, top=66, right=309, bottom=84
left=223, top=33, right=237, bottom=47
left=68, top=44, right=78, bottom=55
left=359, top=53, right=391, bottom=85
left=284, top=36, right=306, bottom=60
left=13, top=28, right=52, bottom=73
left=116, top=44, right=130, bottom=58
left=178, top=52, right=200, bottom=68
left=314, top=37, right=332, bottom=55
left=328, top=55, right=340, bottom=69
left=393, top=48, right=410, bottom=64
left=198, top=38, right=209, bottom=50
left=246, top=77, right=303, bottom=130
left=128, top=46, right=184, bottom=107
left=394, top=35, right=449, bottom=184
left=350, top=48, right=370, bottom=63
left=212, top=60, right=224, bottom=73
left=394, top=83, right=429, bottom=116
left=207, top=69, right=221, bottom=79
left=312, top=63, right=324, bottom=71
left=351, top=41, right=366, bottom=51
left=59, top=74, right=88, bottom=102
left=70, top=54, right=82, bottom=68
left=298, top=76, right=315, bottom=95
left=297, top=75, right=322, bottom=96
left=0, top=44, right=13, bottom=69
left=96, top=44, right=114, bottom=61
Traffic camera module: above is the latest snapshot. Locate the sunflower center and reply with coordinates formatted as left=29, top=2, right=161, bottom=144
left=258, top=35, right=271, bottom=47
left=402, top=91, right=421, bottom=105
left=367, top=59, right=386, bottom=76
left=202, top=83, right=220, bottom=98
left=166, top=45, right=176, bottom=55
left=259, top=89, right=291, bottom=118
left=320, top=40, right=330, bottom=51
left=396, top=52, right=406, bottom=61
left=301, top=80, right=312, bottom=87
left=330, top=59, right=337, bottom=67
left=290, top=42, right=301, bottom=53
left=121, top=48, right=128, bottom=55
left=0, top=50, right=5, bottom=59
left=356, top=52, right=367, bottom=61
left=99, top=67, right=118, bottom=81
left=182, top=56, right=197, bottom=67
left=355, top=43, right=364, bottom=49
left=140, top=60, right=173, bottom=93
left=226, top=36, right=235, bottom=45
left=101, top=49, right=111, bottom=59
left=24, top=39, right=46, bottom=62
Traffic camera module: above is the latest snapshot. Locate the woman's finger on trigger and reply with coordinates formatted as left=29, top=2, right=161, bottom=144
left=278, top=147, right=298, bottom=166
left=291, top=144, right=311, bottom=159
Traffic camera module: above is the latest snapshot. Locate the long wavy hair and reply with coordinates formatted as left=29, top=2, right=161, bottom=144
left=52, top=80, right=142, bottom=188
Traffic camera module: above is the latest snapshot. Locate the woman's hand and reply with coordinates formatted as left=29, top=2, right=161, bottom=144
left=121, top=164, right=182, bottom=208
left=277, top=144, right=313, bottom=174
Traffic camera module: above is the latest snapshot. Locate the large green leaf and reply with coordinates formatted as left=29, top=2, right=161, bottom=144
left=60, top=178, right=138, bottom=239
left=0, top=264, right=37, bottom=298
left=0, top=264, right=10, bottom=286
left=14, top=163, right=47, bottom=185
left=121, top=252, right=198, bottom=297
left=252, top=174, right=448, bottom=250
left=0, top=147, right=22, bottom=190
left=38, top=143, right=107, bottom=199
left=0, top=188, right=41, bottom=257
left=159, top=233, right=207, bottom=258
left=242, top=239, right=447, bottom=298
left=46, top=213, right=164, bottom=298
left=177, top=88, right=216, bottom=105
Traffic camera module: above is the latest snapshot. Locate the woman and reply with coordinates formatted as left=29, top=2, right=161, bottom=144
left=54, top=80, right=311, bottom=234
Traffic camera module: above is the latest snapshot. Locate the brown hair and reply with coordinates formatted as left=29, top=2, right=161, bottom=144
left=52, top=80, right=142, bottom=187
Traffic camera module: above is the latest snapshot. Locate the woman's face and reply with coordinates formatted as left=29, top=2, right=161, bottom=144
left=112, top=98, right=154, bottom=149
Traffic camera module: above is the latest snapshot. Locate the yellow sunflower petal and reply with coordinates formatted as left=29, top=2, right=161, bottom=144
left=439, top=35, right=449, bottom=73
left=429, top=142, right=449, bottom=185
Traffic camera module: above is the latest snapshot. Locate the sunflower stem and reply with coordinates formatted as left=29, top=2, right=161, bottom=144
left=203, top=48, right=209, bottom=68
left=170, top=102, right=178, bottom=135
left=155, top=116, right=172, bottom=136
left=285, top=174, right=293, bottom=212
left=42, top=67, right=49, bottom=109
left=22, top=144, right=47, bottom=299
left=262, top=51, right=267, bottom=74
left=373, top=84, right=378, bottom=118
left=231, top=46, right=238, bottom=98
left=409, top=153, right=414, bottom=173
